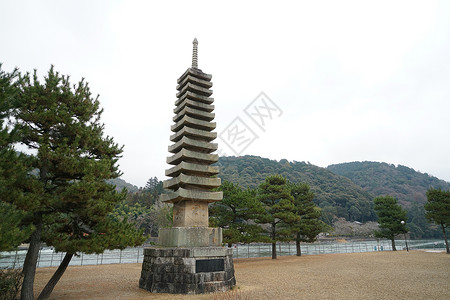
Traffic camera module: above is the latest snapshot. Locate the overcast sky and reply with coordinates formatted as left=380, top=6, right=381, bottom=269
left=1, top=0, right=449, bottom=187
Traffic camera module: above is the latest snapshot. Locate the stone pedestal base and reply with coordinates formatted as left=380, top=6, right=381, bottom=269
left=158, top=227, right=222, bottom=247
left=139, top=247, right=236, bottom=294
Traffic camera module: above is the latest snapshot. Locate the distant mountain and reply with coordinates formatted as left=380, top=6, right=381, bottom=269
left=113, top=157, right=449, bottom=225
left=107, top=178, right=139, bottom=193
left=217, top=156, right=377, bottom=222
left=327, top=161, right=450, bottom=207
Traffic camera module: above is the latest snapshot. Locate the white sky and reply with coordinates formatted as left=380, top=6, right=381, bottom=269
left=1, top=0, right=449, bottom=187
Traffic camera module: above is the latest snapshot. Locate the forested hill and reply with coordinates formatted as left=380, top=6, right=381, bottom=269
left=217, top=156, right=377, bottom=222
left=108, top=178, right=139, bottom=193
left=327, top=161, right=450, bottom=207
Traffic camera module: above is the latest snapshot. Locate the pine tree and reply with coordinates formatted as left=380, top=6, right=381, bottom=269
left=209, top=181, right=266, bottom=247
left=4, top=66, right=145, bottom=300
left=0, top=65, right=34, bottom=251
left=256, top=175, right=299, bottom=259
left=0, top=202, right=33, bottom=252
left=373, top=196, right=408, bottom=251
left=425, top=188, right=450, bottom=254
left=141, top=176, right=163, bottom=207
left=289, top=182, right=327, bottom=256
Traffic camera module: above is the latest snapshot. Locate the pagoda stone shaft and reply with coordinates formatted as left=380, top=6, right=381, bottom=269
left=159, top=66, right=223, bottom=245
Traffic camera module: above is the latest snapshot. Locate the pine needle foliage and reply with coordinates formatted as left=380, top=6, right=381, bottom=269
left=3, top=66, right=145, bottom=299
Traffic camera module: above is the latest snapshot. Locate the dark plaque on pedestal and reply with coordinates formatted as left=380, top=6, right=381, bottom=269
left=196, top=259, right=225, bottom=273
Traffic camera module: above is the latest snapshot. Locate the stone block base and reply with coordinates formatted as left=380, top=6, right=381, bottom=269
left=158, top=227, right=222, bottom=247
left=139, top=247, right=236, bottom=294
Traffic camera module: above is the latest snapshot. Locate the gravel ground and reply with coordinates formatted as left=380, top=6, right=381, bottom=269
left=33, top=250, right=449, bottom=300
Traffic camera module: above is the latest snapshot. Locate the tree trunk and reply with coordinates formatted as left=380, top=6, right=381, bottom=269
left=296, top=233, right=301, bottom=256
left=391, top=238, right=396, bottom=251
left=37, top=253, right=74, bottom=300
left=271, top=223, right=277, bottom=259
left=227, top=242, right=232, bottom=248
left=296, top=241, right=302, bottom=256
left=20, top=217, right=42, bottom=300
left=441, top=223, right=449, bottom=254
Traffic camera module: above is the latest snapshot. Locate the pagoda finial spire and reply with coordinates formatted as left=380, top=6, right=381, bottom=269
left=192, top=38, right=198, bottom=68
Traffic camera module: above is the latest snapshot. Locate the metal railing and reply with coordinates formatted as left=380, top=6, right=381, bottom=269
left=0, top=247, right=146, bottom=269
left=231, top=239, right=446, bottom=258
left=1, top=239, right=446, bottom=269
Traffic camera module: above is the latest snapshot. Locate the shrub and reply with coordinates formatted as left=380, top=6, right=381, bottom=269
left=0, top=268, right=23, bottom=300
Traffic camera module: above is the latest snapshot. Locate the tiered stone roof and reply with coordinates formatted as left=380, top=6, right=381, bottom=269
left=160, top=39, right=222, bottom=228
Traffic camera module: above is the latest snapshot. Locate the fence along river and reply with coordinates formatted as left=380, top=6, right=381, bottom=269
left=0, top=239, right=446, bottom=269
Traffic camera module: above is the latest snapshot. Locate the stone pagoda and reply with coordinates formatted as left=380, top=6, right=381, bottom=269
left=139, top=39, right=236, bottom=294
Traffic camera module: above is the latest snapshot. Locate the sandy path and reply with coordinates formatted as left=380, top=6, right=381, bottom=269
left=33, top=251, right=449, bottom=300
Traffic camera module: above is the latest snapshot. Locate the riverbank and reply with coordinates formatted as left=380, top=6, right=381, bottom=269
left=33, top=251, right=449, bottom=299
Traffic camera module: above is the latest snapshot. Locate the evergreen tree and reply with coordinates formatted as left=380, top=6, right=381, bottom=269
left=256, top=175, right=299, bottom=259
left=4, top=66, right=145, bottom=300
left=289, top=182, right=328, bottom=256
left=319, top=204, right=338, bottom=225
left=407, top=203, right=441, bottom=239
left=111, top=201, right=153, bottom=234
left=425, top=188, right=450, bottom=254
left=142, top=176, right=164, bottom=207
left=126, top=177, right=163, bottom=207
left=0, top=202, right=33, bottom=252
left=0, top=65, right=34, bottom=251
left=373, top=196, right=408, bottom=251
left=209, top=181, right=266, bottom=247
left=144, top=176, right=162, bottom=192
left=111, top=198, right=172, bottom=237
left=147, top=198, right=173, bottom=235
